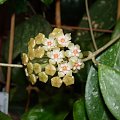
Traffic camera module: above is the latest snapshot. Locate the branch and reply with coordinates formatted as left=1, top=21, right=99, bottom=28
left=82, top=34, right=120, bottom=62
left=85, top=0, right=98, bottom=50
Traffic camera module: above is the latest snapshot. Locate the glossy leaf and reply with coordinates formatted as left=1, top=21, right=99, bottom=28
left=0, top=111, right=12, bottom=120
left=2, top=15, right=52, bottom=61
left=21, top=105, right=67, bottom=120
left=99, top=19, right=120, bottom=70
left=85, top=18, right=120, bottom=120
left=85, top=66, right=111, bottom=120
left=73, top=97, right=87, bottom=120
left=98, top=64, right=120, bottom=120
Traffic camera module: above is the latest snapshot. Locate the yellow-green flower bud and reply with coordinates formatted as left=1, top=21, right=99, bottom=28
left=35, top=33, right=45, bottom=44
left=27, top=62, right=33, bottom=74
left=63, top=75, right=74, bottom=86
left=33, top=63, right=41, bottom=74
left=45, top=64, right=56, bottom=76
left=35, top=46, right=45, bottom=58
left=28, top=48, right=35, bottom=60
left=28, top=38, right=36, bottom=48
left=29, top=74, right=37, bottom=85
left=22, top=53, right=29, bottom=65
left=51, top=76, right=62, bottom=88
left=38, top=72, right=48, bottom=83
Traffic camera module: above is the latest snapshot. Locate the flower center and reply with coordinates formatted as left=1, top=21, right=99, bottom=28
left=47, top=41, right=52, bottom=46
left=60, top=38, right=65, bottom=43
left=53, top=53, right=59, bottom=59
left=74, top=63, right=80, bottom=67
left=62, top=66, right=68, bottom=71
left=73, top=49, right=78, bottom=55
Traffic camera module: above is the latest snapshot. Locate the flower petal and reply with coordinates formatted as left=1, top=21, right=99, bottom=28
left=58, top=71, right=65, bottom=77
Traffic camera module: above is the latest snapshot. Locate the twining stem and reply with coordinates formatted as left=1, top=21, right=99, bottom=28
left=85, top=0, right=98, bottom=50
left=82, top=34, right=120, bottom=62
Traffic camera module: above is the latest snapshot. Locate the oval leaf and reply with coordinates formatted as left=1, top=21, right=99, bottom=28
left=73, top=97, right=87, bottom=120
left=85, top=66, right=111, bottom=120
left=98, top=64, right=120, bottom=120
left=21, top=105, right=67, bottom=120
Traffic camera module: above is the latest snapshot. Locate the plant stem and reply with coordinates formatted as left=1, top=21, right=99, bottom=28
left=52, top=25, right=113, bottom=33
left=85, top=0, right=98, bottom=50
left=0, top=63, right=23, bottom=68
left=82, top=34, right=120, bottom=62
left=55, top=0, right=61, bottom=28
left=6, top=13, right=15, bottom=93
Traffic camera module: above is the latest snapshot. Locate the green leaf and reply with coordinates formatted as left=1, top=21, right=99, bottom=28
left=98, top=64, right=120, bottom=120
left=85, top=66, right=111, bottom=120
left=2, top=15, right=52, bottom=61
left=73, top=97, right=87, bottom=120
left=0, top=0, right=7, bottom=4
left=99, top=19, right=120, bottom=69
left=0, top=111, right=12, bottom=120
left=41, top=0, right=53, bottom=5
left=75, top=0, right=117, bottom=51
left=85, top=18, right=120, bottom=120
left=21, top=105, right=67, bottom=120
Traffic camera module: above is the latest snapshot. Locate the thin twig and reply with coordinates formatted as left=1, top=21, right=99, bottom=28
left=6, top=14, right=15, bottom=93
left=55, top=0, right=61, bottom=28
left=52, top=25, right=113, bottom=33
left=117, top=0, right=120, bottom=20
left=82, top=34, right=120, bottom=62
left=85, top=0, right=98, bottom=50
left=27, top=1, right=37, bottom=15
left=0, top=63, right=23, bottom=68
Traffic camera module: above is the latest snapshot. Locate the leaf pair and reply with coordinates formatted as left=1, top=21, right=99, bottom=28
left=85, top=18, right=120, bottom=120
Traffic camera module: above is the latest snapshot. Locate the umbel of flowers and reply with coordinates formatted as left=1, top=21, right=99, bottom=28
left=22, top=28, right=84, bottom=88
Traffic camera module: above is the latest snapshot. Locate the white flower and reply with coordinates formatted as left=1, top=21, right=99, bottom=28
left=43, top=37, right=56, bottom=51
left=58, top=62, right=72, bottom=77
left=69, top=57, right=83, bottom=71
left=47, top=47, right=64, bottom=64
left=66, top=43, right=81, bottom=57
left=57, top=33, right=71, bottom=47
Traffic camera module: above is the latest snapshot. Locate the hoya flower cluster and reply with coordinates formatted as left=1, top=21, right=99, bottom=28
left=22, top=28, right=84, bottom=88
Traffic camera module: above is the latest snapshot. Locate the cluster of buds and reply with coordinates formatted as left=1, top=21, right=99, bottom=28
left=22, top=28, right=84, bottom=88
